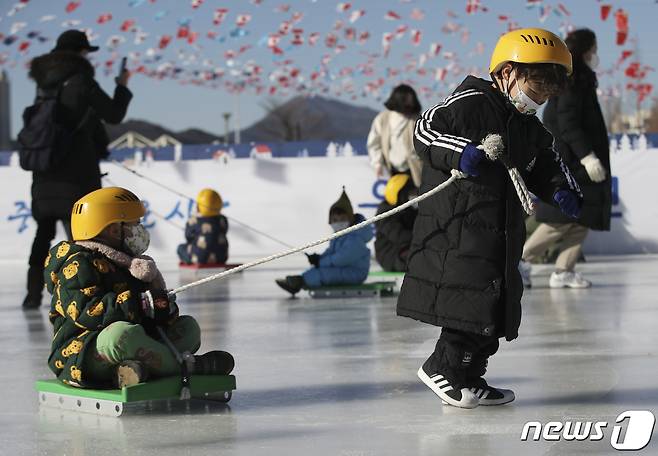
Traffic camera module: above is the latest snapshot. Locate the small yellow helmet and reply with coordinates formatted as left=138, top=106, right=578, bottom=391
left=384, top=174, right=411, bottom=206
left=71, top=187, right=145, bottom=241
left=489, top=28, right=572, bottom=76
left=197, top=188, right=223, bottom=217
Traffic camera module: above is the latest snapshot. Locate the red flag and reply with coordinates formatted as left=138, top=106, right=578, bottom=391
left=600, top=4, right=612, bottom=21
left=97, top=13, right=112, bottom=25
left=65, top=2, right=80, bottom=13
left=213, top=8, right=228, bottom=25
left=236, top=14, right=252, bottom=27
left=158, top=35, right=172, bottom=49
left=410, top=29, right=422, bottom=46
left=619, top=50, right=633, bottom=62
left=336, top=2, right=351, bottom=12
left=120, top=20, right=136, bottom=32
left=385, top=10, right=401, bottom=20
left=615, top=9, right=629, bottom=46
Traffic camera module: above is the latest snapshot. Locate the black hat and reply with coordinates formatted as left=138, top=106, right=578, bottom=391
left=54, top=30, right=99, bottom=53
left=328, top=187, right=354, bottom=223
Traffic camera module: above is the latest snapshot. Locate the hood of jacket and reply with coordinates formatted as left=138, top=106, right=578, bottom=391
left=348, top=213, right=374, bottom=243
left=29, top=50, right=94, bottom=89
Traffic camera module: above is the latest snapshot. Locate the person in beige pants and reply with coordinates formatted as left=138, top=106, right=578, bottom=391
left=520, top=29, right=612, bottom=289
left=520, top=223, right=590, bottom=288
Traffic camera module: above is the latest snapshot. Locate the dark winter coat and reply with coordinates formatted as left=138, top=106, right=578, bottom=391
left=538, top=63, right=611, bottom=231
left=28, top=51, right=132, bottom=218
left=397, top=76, right=581, bottom=341
left=374, top=201, right=417, bottom=272
left=302, top=213, right=374, bottom=288
left=179, top=214, right=229, bottom=264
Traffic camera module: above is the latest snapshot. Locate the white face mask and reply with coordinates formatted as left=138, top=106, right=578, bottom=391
left=504, top=74, right=543, bottom=116
left=123, top=224, right=150, bottom=256
left=330, top=221, right=350, bottom=233
left=586, top=53, right=599, bottom=70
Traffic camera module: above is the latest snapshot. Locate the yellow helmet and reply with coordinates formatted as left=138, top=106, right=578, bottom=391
left=71, top=187, right=145, bottom=241
left=489, top=28, right=572, bottom=76
left=197, top=188, right=222, bottom=216
left=384, top=174, right=411, bottom=206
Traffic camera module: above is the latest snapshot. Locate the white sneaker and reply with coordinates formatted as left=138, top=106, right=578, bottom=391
left=417, top=367, right=479, bottom=409
left=518, top=260, right=532, bottom=288
left=549, top=271, right=592, bottom=289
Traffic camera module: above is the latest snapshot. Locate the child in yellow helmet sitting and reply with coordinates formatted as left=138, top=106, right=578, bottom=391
left=398, top=28, right=583, bottom=409
left=177, top=188, right=229, bottom=265
left=44, top=187, right=234, bottom=388
left=374, top=174, right=419, bottom=272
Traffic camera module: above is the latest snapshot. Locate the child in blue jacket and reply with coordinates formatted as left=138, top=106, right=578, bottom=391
left=177, top=188, right=229, bottom=265
left=276, top=188, right=373, bottom=296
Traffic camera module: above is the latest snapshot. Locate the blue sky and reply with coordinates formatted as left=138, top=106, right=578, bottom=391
left=1, top=0, right=656, bottom=138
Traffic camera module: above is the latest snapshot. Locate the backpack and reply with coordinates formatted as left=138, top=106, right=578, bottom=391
left=18, top=78, right=89, bottom=172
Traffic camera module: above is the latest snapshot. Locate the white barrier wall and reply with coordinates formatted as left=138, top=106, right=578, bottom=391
left=1, top=149, right=656, bottom=264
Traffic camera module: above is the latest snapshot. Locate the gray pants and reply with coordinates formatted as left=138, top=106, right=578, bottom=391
left=522, top=223, right=589, bottom=272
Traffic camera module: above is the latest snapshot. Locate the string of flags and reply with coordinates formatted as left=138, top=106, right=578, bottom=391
left=0, top=0, right=653, bottom=106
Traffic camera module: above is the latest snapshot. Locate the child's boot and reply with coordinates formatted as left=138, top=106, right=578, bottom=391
left=115, top=360, right=148, bottom=388
left=417, top=340, right=479, bottom=409
left=193, top=350, right=235, bottom=375
left=275, top=275, right=305, bottom=296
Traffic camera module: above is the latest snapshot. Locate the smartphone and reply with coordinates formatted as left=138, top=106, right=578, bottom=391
left=119, top=57, right=127, bottom=75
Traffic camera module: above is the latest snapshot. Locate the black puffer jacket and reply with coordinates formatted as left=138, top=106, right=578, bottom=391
left=374, top=201, right=417, bottom=272
left=28, top=51, right=132, bottom=217
left=538, top=63, right=611, bottom=231
left=397, top=76, right=581, bottom=341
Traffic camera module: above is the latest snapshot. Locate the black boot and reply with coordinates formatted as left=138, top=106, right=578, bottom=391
left=22, top=266, right=44, bottom=310
left=275, top=275, right=305, bottom=297
left=22, top=294, right=42, bottom=310
left=194, top=351, right=235, bottom=375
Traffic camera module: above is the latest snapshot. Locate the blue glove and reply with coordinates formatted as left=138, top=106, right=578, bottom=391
left=554, top=190, right=581, bottom=218
left=458, top=143, right=485, bottom=176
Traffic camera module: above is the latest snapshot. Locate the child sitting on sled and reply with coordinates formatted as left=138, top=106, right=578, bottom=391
left=177, top=188, right=229, bottom=265
left=45, top=187, right=234, bottom=389
left=275, top=188, right=373, bottom=296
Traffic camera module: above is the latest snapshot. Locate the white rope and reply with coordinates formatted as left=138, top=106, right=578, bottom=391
left=110, top=160, right=295, bottom=248
left=165, top=133, right=534, bottom=296
left=507, top=168, right=535, bottom=215
left=479, top=134, right=535, bottom=216
left=168, top=136, right=536, bottom=296
left=168, top=169, right=465, bottom=296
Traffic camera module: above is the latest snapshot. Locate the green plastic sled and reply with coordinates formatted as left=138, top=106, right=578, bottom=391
left=36, top=374, right=236, bottom=417
left=307, top=281, right=397, bottom=298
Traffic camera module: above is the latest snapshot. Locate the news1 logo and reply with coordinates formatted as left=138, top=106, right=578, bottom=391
left=521, top=410, right=655, bottom=450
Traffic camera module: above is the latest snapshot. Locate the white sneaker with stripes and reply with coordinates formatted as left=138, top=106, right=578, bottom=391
left=417, top=366, right=479, bottom=409
left=467, top=380, right=515, bottom=406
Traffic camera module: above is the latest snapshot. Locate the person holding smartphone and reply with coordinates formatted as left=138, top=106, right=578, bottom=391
left=22, top=30, right=133, bottom=309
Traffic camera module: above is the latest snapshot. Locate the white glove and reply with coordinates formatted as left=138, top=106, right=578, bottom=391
left=580, top=152, right=606, bottom=183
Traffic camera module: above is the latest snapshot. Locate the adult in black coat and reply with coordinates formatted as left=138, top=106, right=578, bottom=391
left=22, top=30, right=132, bottom=309
left=374, top=174, right=418, bottom=272
left=522, top=29, right=610, bottom=289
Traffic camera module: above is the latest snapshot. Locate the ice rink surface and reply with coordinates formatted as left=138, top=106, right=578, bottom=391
left=1, top=255, right=656, bottom=456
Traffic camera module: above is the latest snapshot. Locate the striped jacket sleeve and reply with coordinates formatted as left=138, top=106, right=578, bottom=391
left=413, top=89, right=482, bottom=172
